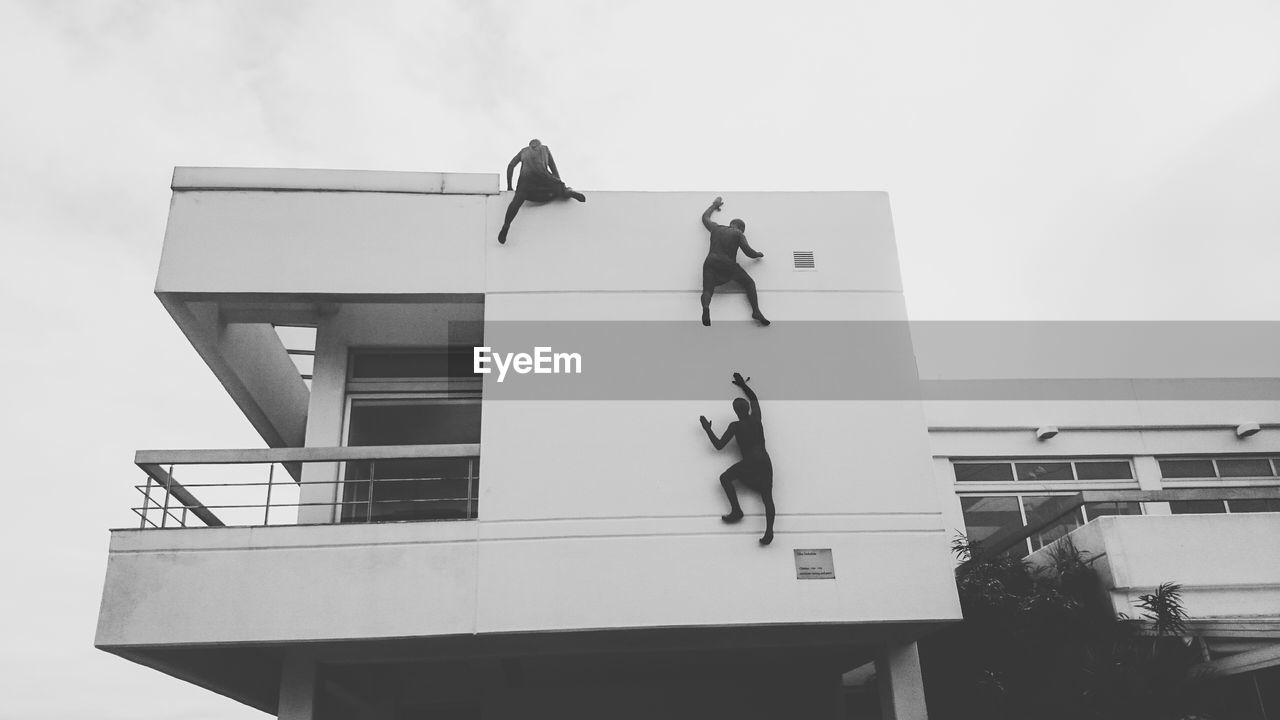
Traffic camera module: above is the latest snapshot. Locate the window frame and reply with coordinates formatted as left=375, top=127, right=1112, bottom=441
left=952, top=457, right=1143, bottom=557
left=338, top=347, right=483, bottom=523
left=1157, top=455, right=1280, bottom=489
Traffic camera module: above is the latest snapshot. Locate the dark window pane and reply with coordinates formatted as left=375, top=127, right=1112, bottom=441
left=1022, top=496, right=1085, bottom=550
left=1169, top=500, right=1227, bottom=514
left=1084, top=501, right=1142, bottom=519
left=1016, top=462, right=1074, bottom=482
left=1075, top=461, right=1134, bottom=480
left=1159, top=459, right=1216, bottom=479
left=1217, top=458, right=1274, bottom=478
left=347, top=401, right=480, bottom=446
left=1228, top=499, right=1280, bottom=513
left=350, top=350, right=477, bottom=379
left=954, top=463, right=1014, bottom=483
left=959, top=496, right=1022, bottom=547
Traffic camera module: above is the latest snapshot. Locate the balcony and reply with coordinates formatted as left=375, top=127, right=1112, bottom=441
left=131, top=444, right=481, bottom=529
left=1018, top=502, right=1280, bottom=682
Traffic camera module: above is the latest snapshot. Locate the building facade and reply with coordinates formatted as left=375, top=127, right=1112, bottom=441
left=96, top=168, right=1280, bottom=718
left=96, top=169, right=959, bottom=719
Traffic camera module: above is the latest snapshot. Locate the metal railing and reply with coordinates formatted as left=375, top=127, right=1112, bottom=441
left=964, top=487, right=1280, bottom=568
left=131, top=444, right=480, bottom=529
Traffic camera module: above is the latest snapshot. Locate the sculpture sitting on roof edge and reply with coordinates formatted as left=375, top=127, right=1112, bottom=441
left=497, top=139, right=586, bottom=245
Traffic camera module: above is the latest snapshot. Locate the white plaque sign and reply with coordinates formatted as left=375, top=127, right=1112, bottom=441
left=794, top=548, right=835, bottom=579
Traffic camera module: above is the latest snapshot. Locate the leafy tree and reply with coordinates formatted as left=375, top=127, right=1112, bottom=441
left=918, top=535, right=1209, bottom=720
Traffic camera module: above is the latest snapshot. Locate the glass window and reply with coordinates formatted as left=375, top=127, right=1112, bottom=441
left=959, top=496, right=1023, bottom=548
left=1169, top=500, right=1227, bottom=514
left=347, top=400, right=480, bottom=446
left=1075, top=461, right=1133, bottom=480
left=342, top=399, right=481, bottom=523
left=1022, top=495, right=1085, bottom=551
left=954, top=463, right=1015, bottom=483
left=1217, top=458, right=1275, bottom=478
left=1228, top=499, right=1280, bottom=513
left=349, top=349, right=477, bottom=380
left=1016, top=462, right=1074, bottom=482
left=1083, top=501, right=1142, bottom=519
left=1159, top=459, right=1216, bottom=479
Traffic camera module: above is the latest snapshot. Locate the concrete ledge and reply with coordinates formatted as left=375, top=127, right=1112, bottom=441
left=172, top=167, right=499, bottom=195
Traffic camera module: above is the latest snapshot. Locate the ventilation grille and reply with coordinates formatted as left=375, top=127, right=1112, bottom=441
left=792, top=250, right=816, bottom=270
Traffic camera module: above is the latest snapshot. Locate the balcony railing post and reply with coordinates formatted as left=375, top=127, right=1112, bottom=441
left=263, top=463, right=275, bottom=526
left=367, top=460, right=375, bottom=523
left=466, top=459, right=474, bottom=520
left=139, top=474, right=153, bottom=529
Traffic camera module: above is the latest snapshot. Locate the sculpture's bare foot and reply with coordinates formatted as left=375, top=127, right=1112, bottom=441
left=753, top=312, right=771, bottom=326
left=701, top=308, right=711, bottom=326
left=498, top=228, right=508, bottom=245
left=568, top=190, right=586, bottom=202
left=759, top=531, right=774, bottom=546
left=721, top=510, right=744, bottom=524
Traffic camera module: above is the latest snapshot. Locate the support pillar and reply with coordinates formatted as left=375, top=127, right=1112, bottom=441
left=876, top=642, right=928, bottom=720
left=278, top=654, right=317, bottom=720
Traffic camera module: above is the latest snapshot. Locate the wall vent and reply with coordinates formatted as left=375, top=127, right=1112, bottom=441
left=792, top=250, right=816, bottom=270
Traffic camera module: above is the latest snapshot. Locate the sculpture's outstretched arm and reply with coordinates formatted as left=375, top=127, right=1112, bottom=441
left=702, top=196, right=724, bottom=232
left=505, top=153, right=520, bottom=191
left=546, top=150, right=561, bottom=180
left=738, top=234, right=764, bottom=259
left=700, top=416, right=736, bottom=450
left=733, top=373, right=761, bottom=418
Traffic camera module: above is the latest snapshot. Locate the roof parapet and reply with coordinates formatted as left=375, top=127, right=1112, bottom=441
left=171, top=167, right=499, bottom=195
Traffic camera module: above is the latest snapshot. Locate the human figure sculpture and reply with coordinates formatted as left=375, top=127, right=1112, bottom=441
left=699, top=196, right=769, bottom=326
left=699, top=372, right=775, bottom=545
left=497, top=139, right=586, bottom=244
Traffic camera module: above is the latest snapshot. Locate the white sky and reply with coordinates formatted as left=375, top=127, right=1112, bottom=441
left=1, top=1, right=1278, bottom=717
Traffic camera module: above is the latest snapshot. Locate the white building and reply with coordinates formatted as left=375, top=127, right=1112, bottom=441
left=926, top=331, right=1280, bottom=716
left=96, top=168, right=960, bottom=719
left=96, top=168, right=1280, bottom=718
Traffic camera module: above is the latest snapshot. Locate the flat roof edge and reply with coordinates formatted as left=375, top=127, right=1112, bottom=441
left=171, top=167, right=500, bottom=195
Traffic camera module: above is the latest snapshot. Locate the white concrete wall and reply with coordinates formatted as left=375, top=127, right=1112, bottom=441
left=157, top=191, right=490, bottom=295
left=96, top=524, right=478, bottom=646
left=1029, top=515, right=1280, bottom=621
left=156, top=178, right=901, bottom=297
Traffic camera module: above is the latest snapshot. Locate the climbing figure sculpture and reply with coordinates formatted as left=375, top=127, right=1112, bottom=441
left=498, top=139, right=586, bottom=244
left=699, top=196, right=769, bottom=326
left=699, top=372, right=775, bottom=545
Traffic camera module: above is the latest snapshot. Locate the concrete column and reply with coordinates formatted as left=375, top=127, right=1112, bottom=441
left=1132, top=455, right=1172, bottom=516
left=278, top=654, right=317, bottom=720
left=877, top=642, right=928, bottom=720
left=298, top=314, right=347, bottom=524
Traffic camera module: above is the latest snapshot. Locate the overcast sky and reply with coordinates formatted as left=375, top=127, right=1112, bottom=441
left=2, top=1, right=1279, bottom=718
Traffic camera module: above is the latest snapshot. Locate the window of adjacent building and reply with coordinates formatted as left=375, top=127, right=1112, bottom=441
left=341, top=348, right=481, bottom=523
left=1169, top=498, right=1280, bottom=515
left=1158, top=457, right=1280, bottom=481
left=953, top=458, right=1140, bottom=558
left=1159, top=456, right=1280, bottom=515
left=958, top=494, right=1141, bottom=559
left=955, top=459, right=1134, bottom=483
